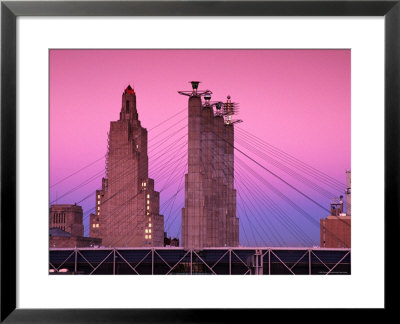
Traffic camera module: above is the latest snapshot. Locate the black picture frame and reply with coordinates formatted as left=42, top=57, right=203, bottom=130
left=1, top=0, right=398, bottom=322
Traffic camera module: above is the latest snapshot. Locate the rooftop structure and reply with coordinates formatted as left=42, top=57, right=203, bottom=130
left=320, top=170, right=351, bottom=248
left=49, top=204, right=84, bottom=236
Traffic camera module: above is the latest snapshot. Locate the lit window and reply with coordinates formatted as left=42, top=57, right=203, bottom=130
left=145, top=235, right=148, bottom=239
left=136, top=144, right=139, bottom=149
left=148, top=217, right=151, bottom=221
left=149, top=229, right=151, bottom=234
left=145, top=229, right=148, bottom=233
left=96, top=224, right=99, bottom=228
left=146, top=194, right=150, bottom=198
left=149, top=235, right=152, bottom=239
left=146, top=200, right=150, bottom=205
left=146, top=212, right=150, bottom=216
left=92, top=224, right=96, bottom=228
left=97, top=206, right=100, bottom=211
left=144, top=182, right=147, bottom=187
left=97, top=195, right=100, bottom=199
left=146, top=206, right=150, bottom=210
left=97, top=212, right=100, bottom=216
left=149, top=223, right=152, bottom=228
left=97, top=201, right=100, bottom=205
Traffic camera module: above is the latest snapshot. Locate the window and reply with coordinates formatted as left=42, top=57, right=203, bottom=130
left=148, top=217, right=151, bottom=222
left=97, top=206, right=100, bottom=211
left=145, top=229, right=148, bottom=233
left=149, top=223, right=152, bottom=228
left=146, top=206, right=150, bottom=210
left=97, top=201, right=100, bottom=205
left=146, top=200, right=150, bottom=205
left=96, top=224, right=99, bottom=228
left=146, top=194, right=150, bottom=198
left=149, top=229, right=151, bottom=234
left=145, top=235, right=148, bottom=239
left=92, top=224, right=96, bottom=228
left=146, top=212, right=150, bottom=216
left=149, top=235, right=152, bottom=239
left=97, top=212, right=100, bottom=216
left=97, top=195, right=100, bottom=199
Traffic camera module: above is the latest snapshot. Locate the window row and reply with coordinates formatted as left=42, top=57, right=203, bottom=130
left=53, top=213, right=65, bottom=224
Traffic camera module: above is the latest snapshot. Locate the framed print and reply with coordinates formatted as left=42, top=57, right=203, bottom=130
left=1, top=0, right=399, bottom=322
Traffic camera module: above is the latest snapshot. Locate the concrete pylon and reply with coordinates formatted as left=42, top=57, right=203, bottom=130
left=182, top=85, right=239, bottom=249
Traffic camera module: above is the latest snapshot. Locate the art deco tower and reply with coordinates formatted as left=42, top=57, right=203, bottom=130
left=180, top=82, right=239, bottom=249
left=90, top=85, right=164, bottom=247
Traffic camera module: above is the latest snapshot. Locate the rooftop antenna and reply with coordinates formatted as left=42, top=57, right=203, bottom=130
left=223, top=95, right=242, bottom=125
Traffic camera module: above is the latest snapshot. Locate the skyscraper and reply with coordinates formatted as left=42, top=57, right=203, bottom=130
left=89, top=85, right=164, bottom=247
left=181, top=82, right=239, bottom=249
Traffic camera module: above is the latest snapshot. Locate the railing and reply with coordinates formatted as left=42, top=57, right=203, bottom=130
left=49, top=247, right=351, bottom=275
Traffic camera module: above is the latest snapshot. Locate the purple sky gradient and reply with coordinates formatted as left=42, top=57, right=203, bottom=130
left=50, top=49, right=350, bottom=247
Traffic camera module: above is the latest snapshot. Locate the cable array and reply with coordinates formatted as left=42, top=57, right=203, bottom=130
left=50, top=106, right=350, bottom=247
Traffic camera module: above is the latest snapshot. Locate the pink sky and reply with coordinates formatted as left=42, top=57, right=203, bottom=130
left=50, top=49, right=350, bottom=246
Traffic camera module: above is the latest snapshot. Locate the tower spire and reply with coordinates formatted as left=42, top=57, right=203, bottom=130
left=120, top=85, right=138, bottom=120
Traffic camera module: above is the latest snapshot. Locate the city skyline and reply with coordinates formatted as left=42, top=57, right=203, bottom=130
left=50, top=49, right=351, bottom=246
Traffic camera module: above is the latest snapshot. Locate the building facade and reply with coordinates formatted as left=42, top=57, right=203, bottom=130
left=320, top=215, right=351, bottom=248
left=49, top=204, right=84, bottom=236
left=89, top=85, right=164, bottom=247
left=181, top=82, right=239, bottom=249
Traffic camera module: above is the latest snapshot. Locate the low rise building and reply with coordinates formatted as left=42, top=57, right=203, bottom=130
left=320, top=171, right=351, bottom=248
left=49, top=228, right=102, bottom=248
left=49, top=204, right=102, bottom=248
left=49, top=204, right=84, bottom=236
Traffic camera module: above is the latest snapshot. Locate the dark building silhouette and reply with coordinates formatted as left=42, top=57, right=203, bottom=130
left=164, top=233, right=180, bottom=247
